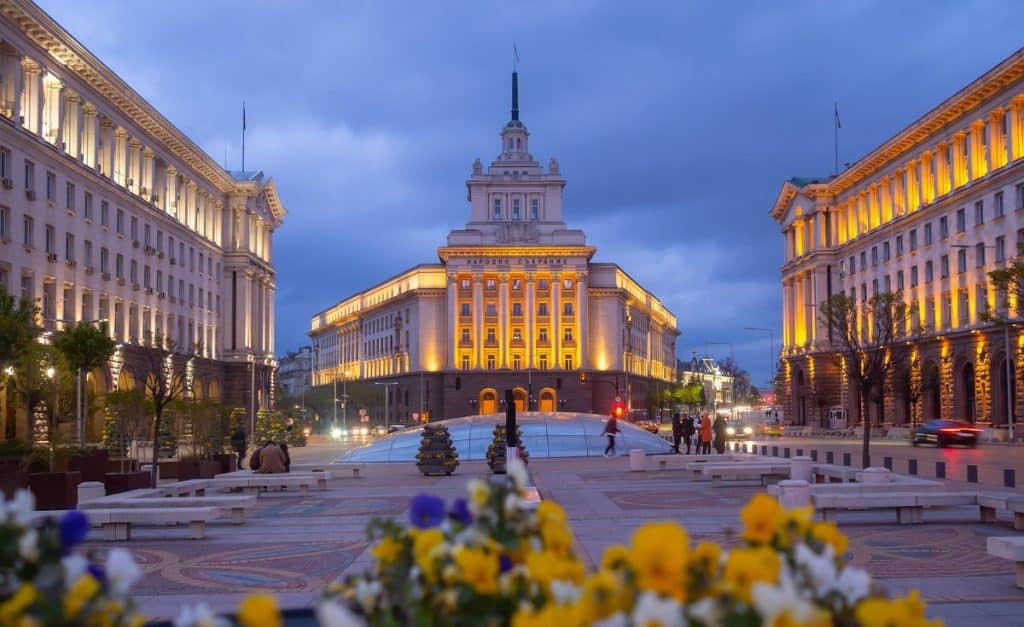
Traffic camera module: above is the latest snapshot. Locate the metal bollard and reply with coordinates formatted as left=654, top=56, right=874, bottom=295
left=826, top=451, right=834, bottom=464
left=967, top=465, right=978, bottom=483
left=883, top=456, right=893, bottom=471
left=936, top=461, right=946, bottom=479
left=908, top=459, right=918, bottom=475
left=1005, top=469, right=1016, bottom=488
left=842, top=452, right=851, bottom=467
left=810, top=449, right=818, bottom=462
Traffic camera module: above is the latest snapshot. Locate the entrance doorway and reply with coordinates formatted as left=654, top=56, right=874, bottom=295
left=512, top=387, right=528, bottom=412
left=479, top=389, right=497, bottom=415
left=994, top=357, right=1015, bottom=427
left=957, top=362, right=976, bottom=423
left=539, top=388, right=556, bottom=412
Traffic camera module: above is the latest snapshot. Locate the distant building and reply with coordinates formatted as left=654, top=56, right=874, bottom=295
left=772, top=48, right=1024, bottom=431
left=278, top=346, right=312, bottom=397
left=309, top=71, right=679, bottom=423
left=677, top=354, right=734, bottom=407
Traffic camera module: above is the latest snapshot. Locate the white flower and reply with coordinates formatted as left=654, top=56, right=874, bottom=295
left=687, top=597, right=721, bottom=627
left=8, top=490, right=35, bottom=525
left=506, top=456, right=529, bottom=490
left=834, top=565, right=871, bottom=604
left=593, top=612, right=628, bottom=627
left=354, top=579, right=382, bottom=609
left=17, top=528, right=39, bottom=561
left=504, top=493, right=522, bottom=516
left=173, top=602, right=229, bottom=627
left=106, top=548, right=141, bottom=597
left=62, top=553, right=89, bottom=583
left=631, top=592, right=684, bottom=627
left=550, top=580, right=581, bottom=604
left=794, top=543, right=836, bottom=597
left=752, top=569, right=816, bottom=625
left=317, top=599, right=367, bottom=627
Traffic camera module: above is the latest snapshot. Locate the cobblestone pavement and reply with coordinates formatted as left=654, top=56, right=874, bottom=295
left=82, top=442, right=1024, bottom=624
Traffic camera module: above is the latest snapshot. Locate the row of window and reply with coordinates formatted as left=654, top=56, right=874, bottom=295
left=460, top=354, right=575, bottom=371
left=492, top=197, right=542, bottom=221
left=460, top=326, right=575, bottom=344
left=458, top=277, right=574, bottom=291
left=458, top=301, right=575, bottom=317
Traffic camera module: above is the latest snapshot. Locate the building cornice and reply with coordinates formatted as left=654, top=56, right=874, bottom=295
left=437, top=245, right=597, bottom=262
left=2, top=0, right=237, bottom=192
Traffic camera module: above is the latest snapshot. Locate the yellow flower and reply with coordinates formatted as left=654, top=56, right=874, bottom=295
left=769, top=609, right=833, bottom=627
left=512, top=603, right=581, bottom=627
left=541, top=521, right=574, bottom=558
left=371, top=536, right=403, bottom=566
left=601, top=544, right=631, bottom=572
left=855, top=591, right=940, bottom=627
left=1, top=583, right=37, bottom=622
left=689, top=541, right=723, bottom=578
left=468, top=479, right=490, bottom=508
left=64, top=574, right=100, bottom=619
left=810, top=522, right=848, bottom=557
left=630, top=521, right=689, bottom=601
left=412, top=528, right=445, bottom=580
left=238, top=594, right=281, bottom=627
left=453, top=546, right=499, bottom=595
left=740, top=494, right=784, bottom=545
left=723, top=547, right=781, bottom=600
left=536, top=501, right=567, bottom=527
left=577, top=571, right=626, bottom=622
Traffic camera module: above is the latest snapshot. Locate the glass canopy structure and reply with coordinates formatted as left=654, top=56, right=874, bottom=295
left=337, top=412, right=672, bottom=463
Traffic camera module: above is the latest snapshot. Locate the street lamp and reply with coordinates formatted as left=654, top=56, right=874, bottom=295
left=45, top=366, right=56, bottom=469
left=374, top=381, right=399, bottom=429
left=744, top=327, right=775, bottom=384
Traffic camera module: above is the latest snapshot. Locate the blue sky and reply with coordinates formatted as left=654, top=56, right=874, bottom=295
left=41, top=1, right=1023, bottom=387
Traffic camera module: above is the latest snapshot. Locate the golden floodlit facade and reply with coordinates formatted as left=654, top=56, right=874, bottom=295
left=310, top=73, right=679, bottom=421
left=773, top=48, right=1024, bottom=437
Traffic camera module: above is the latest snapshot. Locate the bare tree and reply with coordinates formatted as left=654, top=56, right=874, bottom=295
left=140, top=337, right=189, bottom=485
left=819, top=291, right=913, bottom=468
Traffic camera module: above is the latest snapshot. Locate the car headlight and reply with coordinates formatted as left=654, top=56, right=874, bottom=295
left=744, top=426, right=753, bottom=434
left=726, top=427, right=735, bottom=435
left=330, top=427, right=342, bottom=439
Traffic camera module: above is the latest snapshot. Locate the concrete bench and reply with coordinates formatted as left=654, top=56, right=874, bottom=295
left=812, top=464, right=860, bottom=483
left=813, top=492, right=925, bottom=525
left=209, top=472, right=331, bottom=496
left=702, top=464, right=791, bottom=487
left=159, top=480, right=212, bottom=497
left=81, top=495, right=256, bottom=524
left=85, top=507, right=220, bottom=540
left=988, top=537, right=1024, bottom=589
left=686, top=460, right=787, bottom=478
left=768, top=476, right=945, bottom=498
left=978, top=495, right=1024, bottom=529
left=334, top=463, right=366, bottom=478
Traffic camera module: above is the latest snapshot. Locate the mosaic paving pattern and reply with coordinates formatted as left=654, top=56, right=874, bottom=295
left=845, top=525, right=1015, bottom=578
left=602, top=485, right=759, bottom=510
left=250, top=496, right=406, bottom=519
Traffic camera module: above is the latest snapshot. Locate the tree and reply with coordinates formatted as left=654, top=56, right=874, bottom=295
left=53, top=322, right=116, bottom=444
left=819, top=291, right=913, bottom=468
left=746, top=385, right=763, bottom=406
left=717, top=356, right=752, bottom=404
left=0, top=292, right=40, bottom=364
left=140, top=338, right=189, bottom=485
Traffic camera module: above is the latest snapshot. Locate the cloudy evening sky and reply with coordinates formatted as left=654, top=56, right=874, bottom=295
left=41, top=1, right=1023, bottom=386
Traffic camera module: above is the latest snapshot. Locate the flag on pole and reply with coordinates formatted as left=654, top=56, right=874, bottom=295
left=242, top=101, right=246, bottom=131
left=513, top=43, right=519, bottom=66
left=834, top=103, right=841, bottom=129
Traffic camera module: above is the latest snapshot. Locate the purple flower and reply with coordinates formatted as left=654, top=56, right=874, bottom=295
left=409, top=493, right=446, bottom=529
left=60, top=510, right=90, bottom=549
left=87, top=563, right=106, bottom=584
left=499, top=554, right=514, bottom=573
left=449, top=498, right=472, bottom=526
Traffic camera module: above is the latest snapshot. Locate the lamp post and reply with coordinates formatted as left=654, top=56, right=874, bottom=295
left=46, top=366, right=56, bottom=469
left=374, top=381, right=399, bottom=429
left=744, top=327, right=775, bottom=384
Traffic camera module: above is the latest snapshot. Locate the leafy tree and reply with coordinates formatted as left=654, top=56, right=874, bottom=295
left=0, top=292, right=40, bottom=365
left=746, top=385, right=763, bottom=406
left=53, top=322, right=116, bottom=444
left=140, top=337, right=188, bottom=485
left=819, top=292, right=913, bottom=468
left=717, top=356, right=752, bottom=403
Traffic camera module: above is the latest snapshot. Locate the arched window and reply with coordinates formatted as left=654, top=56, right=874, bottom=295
left=516, top=138, right=521, bottom=150
left=508, top=138, right=513, bottom=150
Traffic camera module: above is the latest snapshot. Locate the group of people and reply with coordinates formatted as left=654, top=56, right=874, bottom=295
left=671, top=412, right=729, bottom=455
left=229, top=427, right=293, bottom=474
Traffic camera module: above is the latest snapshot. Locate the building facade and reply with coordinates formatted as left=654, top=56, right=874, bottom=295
left=310, top=73, right=679, bottom=422
left=278, top=346, right=312, bottom=397
left=677, top=355, right=735, bottom=409
left=772, top=48, right=1024, bottom=435
left=0, top=0, right=285, bottom=442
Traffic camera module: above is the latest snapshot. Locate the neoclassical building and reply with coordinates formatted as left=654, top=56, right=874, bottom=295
left=310, top=72, right=678, bottom=421
left=772, top=48, right=1024, bottom=435
left=0, top=0, right=284, bottom=442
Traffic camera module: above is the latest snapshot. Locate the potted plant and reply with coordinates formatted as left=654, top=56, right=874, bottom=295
left=68, top=446, right=109, bottom=482
left=177, top=454, right=220, bottom=480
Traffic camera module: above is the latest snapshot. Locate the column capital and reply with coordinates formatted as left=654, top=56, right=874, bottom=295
left=142, top=147, right=154, bottom=158
left=499, top=275, right=509, bottom=284
left=166, top=165, right=178, bottom=175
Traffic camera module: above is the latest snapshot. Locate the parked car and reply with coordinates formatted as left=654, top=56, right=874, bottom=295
left=725, top=421, right=755, bottom=440
left=910, top=419, right=981, bottom=447
left=636, top=418, right=661, bottom=434
left=371, top=425, right=389, bottom=437
left=758, top=422, right=784, bottom=437
left=387, top=424, right=407, bottom=434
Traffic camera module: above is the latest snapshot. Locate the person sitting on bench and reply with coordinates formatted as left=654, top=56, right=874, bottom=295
left=256, top=441, right=287, bottom=474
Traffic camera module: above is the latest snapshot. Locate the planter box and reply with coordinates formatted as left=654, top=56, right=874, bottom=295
left=28, top=471, right=82, bottom=510
left=213, top=453, right=237, bottom=474
left=158, top=461, right=180, bottom=479
left=68, top=450, right=109, bottom=483
left=103, top=471, right=151, bottom=494
left=0, top=461, right=28, bottom=499
left=106, top=458, right=139, bottom=473
left=178, top=459, right=220, bottom=481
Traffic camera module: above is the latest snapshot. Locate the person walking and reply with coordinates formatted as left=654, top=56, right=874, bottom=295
left=681, top=413, right=695, bottom=454
left=699, top=413, right=712, bottom=454
left=602, top=416, right=621, bottom=457
left=256, top=441, right=287, bottom=474
left=230, top=427, right=247, bottom=470
left=713, top=414, right=728, bottom=454
left=671, top=413, right=684, bottom=454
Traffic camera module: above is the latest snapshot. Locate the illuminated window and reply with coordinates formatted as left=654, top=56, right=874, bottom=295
left=539, top=355, right=548, bottom=370
left=486, top=355, right=496, bottom=370
left=461, top=356, right=470, bottom=370
left=564, top=355, right=574, bottom=370
left=538, top=279, right=548, bottom=290
left=512, top=278, right=521, bottom=290
left=486, top=278, right=496, bottom=290
left=486, top=328, right=496, bottom=342
left=512, top=329, right=522, bottom=342
left=530, top=199, right=539, bottom=220
left=461, top=328, right=470, bottom=342
left=513, top=355, right=521, bottom=370
left=539, top=328, right=548, bottom=342
left=564, top=328, right=573, bottom=342
left=563, top=278, right=573, bottom=290
left=460, top=278, right=470, bottom=289
left=493, top=198, right=502, bottom=220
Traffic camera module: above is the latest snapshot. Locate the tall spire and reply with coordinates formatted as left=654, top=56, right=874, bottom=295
left=511, top=71, right=519, bottom=121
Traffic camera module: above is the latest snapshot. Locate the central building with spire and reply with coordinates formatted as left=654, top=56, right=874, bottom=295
left=309, top=72, right=679, bottom=423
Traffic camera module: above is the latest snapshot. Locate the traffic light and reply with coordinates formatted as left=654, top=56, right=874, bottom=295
left=578, top=371, right=587, bottom=384
left=612, top=400, right=626, bottom=419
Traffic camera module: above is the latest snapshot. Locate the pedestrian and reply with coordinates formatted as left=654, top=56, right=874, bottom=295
left=713, top=414, right=728, bottom=454
left=280, top=442, right=291, bottom=473
left=671, top=413, right=684, bottom=454
left=681, top=413, right=695, bottom=454
left=248, top=442, right=264, bottom=472
left=230, top=426, right=247, bottom=470
left=602, top=416, right=621, bottom=457
left=256, top=441, right=287, bottom=474
left=699, top=413, right=712, bottom=454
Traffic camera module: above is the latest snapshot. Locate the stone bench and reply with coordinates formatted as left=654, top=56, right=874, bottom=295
left=812, top=464, right=860, bottom=483
left=686, top=460, right=787, bottom=478
left=81, top=495, right=256, bottom=524
left=987, top=537, right=1024, bottom=589
left=978, top=495, right=1024, bottom=529
left=701, top=464, right=791, bottom=487
left=209, top=472, right=331, bottom=496
left=85, top=507, right=220, bottom=540
left=158, top=480, right=212, bottom=497
left=813, top=492, right=924, bottom=524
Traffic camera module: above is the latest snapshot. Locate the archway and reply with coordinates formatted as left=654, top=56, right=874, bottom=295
left=993, top=356, right=1015, bottom=427
left=892, top=366, right=911, bottom=426
left=792, top=369, right=806, bottom=426
left=117, top=369, right=136, bottom=391
left=192, top=376, right=204, bottom=402
left=479, top=389, right=497, bottom=415
left=539, top=388, right=556, bottom=413
left=920, top=360, right=940, bottom=423
left=208, top=379, right=221, bottom=401
left=512, top=387, right=528, bottom=412
left=86, top=367, right=111, bottom=442
left=955, top=361, right=977, bottom=423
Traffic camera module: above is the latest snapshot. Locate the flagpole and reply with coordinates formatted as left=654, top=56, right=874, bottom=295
left=241, top=101, right=246, bottom=172
left=833, top=102, right=839, bottom=176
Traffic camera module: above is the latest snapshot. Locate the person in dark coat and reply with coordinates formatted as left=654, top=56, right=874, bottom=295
left=279, top=442, right=291, bottom=473
left=602, top=417, right=621, bottom=457
left=713, top=415, right=728, bottom=454
left=230, top=427, right=247, bottom=469
left=681, top=414, right=695, bottom=454
left=671, top=413, right=684, bottom=454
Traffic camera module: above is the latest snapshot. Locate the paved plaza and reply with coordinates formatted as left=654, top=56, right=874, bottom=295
left=82, top=441, right=1024, bottom=626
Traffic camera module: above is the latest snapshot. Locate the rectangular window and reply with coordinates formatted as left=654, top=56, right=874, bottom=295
left=563, top=278, right=573, bottom=290
left=23, top=160, right=33, bottom=191
left=157, top=270, right=163, bottom=292
left=839, top=259, right=846, bottom=278
left=940, top=254, right=949, bottom=278
left=975, top=200, right=984, bottom=225
left=461, top=356, right=470, bottom=370
left=860, top=283, right=867, bottom=301
left=511, top=278, right=521, bottom=290
left=101, top=201, right=109, bottom=227
left=849, top=255, right=856, bottom=273
left=512, top=198, right=520, bottom=220
left=977, top=285, right=989, bottom=317
left=944, top=215, right=954, bottom=237
left=882, top=241, right=890, bottom=261
left=64, top=233, right=74, bottom=260
left=924, top=223, right=933, bottom=245
left=564, top=355, right=574, bottom=370
left=486, top=328, right=496, bottom=343
left=895, top=235, right=904, bottom=257
left=996, top=236, right=1006, bottom=262
left=83, top=192, right=93, bottom=220
left=513, top=355, right=522, bottom=370
left=563, top=302, right=573, bottom=316
left=1016, top=183, right=1024, bottom=210
left=512, top=303, right=522, bottom=316
left=995, top=191, right=1005, bottom=217
left=896, top=270, right=904, bottom=290
left=66, top=181, right=75, bottom=210
left=530, top=198, right=539, bottom=220
left=116, top=209, right=124, bottom=235
left=957, top=249, right=967, bottom=273
left=144, top=224, right=151, bottom=247
left=909, top=229, right=918, bottom=251
left=0, top=206, right=8, bottom=239
left=460, top=303, right=470, bottom=316
left=460, top=278, right=470, bottom=290
left=539, top=355, right=548, bottom=370
left=0, top=146, right=9, bottom=180
left=910, top=265, right=919, bottom=286
left=539, top=327, right=548, bottom=342
left=485, top=303, right=496, bottom=316
left=130, top=260, right=138, bottom=284
left=83, top=240, right=92, bottom=266
left=22, top=215, right=33, bottom=247
left=44, top=225, right=55, bottom=254
left=976, top=243, right=986, bottom=267
left=860, top=251, right=866, bottom=270
left=883, top=275, right=891, bottom=292
left=538, top=303, right=548, bottom=316
left=538, top=279, right=548, bottom=290
left=100, top=247, right=109, bottom=273
left=157, top=230, right=163, bottom=253
left=493, top=198, right=502, bottom=220
left=143, top=265, right=151, bottom=289
left=486, top=355, right=495, bottom=370
left=45, top=172, right=55, bottom=201
left=116, top=254, right=124, bottom=279
left=872, top=279, right=879, bottom=296
left=130, top=216, right=138, bottom=240
left=925, top=261, right=933, bottom=282
left=485, top=278, right=496, bottom=290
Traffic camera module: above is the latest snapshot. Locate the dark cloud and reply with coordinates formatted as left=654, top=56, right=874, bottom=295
left=40, top=0, right=1022, bottom=386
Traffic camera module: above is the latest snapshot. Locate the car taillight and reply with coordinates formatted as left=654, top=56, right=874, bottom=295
left=939, top=427, right=981, bottom=434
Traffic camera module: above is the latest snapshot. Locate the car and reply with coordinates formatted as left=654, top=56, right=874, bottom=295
left=636, top=419, right=661, bottom=434
left=387, top=424, right=407, bottom=434
left=371, top=425, right=388, bottom=437
left=724, top=422, right=755, bottom=440
left=910, top=419, right=981, bottom=447
left=758, top=422, right=784, bottom=437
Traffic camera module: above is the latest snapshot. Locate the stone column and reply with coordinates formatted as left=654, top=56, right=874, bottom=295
left=64, top=93, right=80, bottom=158
left=794, top=273, right=804, bottom=346
left=551, top=272, right=561, bottom=368
left=989, top=108, right=1007, bottom=170
left=473, top=274, right=483, bottom=368
left=577, top=271, right=588, bottom=369
left=782, top=279, right=791, bottom=348
left=446, top=274, right=457, bottom=369
left=525, top=273, right=535, bottom=368
left=1011, top=97, right=1024, bottom=162
left=971, top=120, right=988, bottom=179
left=165, top=166, right=177, bottom=215
left=499, top=275, right=509, bottom=368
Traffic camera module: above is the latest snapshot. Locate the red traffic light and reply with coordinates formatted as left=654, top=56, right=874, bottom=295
left=612, top=402, right=626, bottom=418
